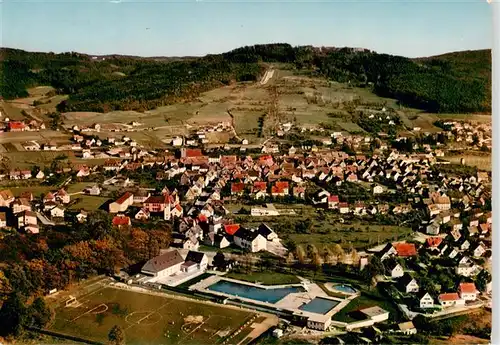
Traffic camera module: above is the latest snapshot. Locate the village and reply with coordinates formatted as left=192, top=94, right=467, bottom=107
left=0, top=113, right=492, bottom=344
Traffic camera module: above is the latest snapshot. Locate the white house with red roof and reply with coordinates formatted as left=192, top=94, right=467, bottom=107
left=438, top=293, right=465, bottom=308
left=458, top=282, right=478, bottom=301
left=109, top=192, right=134, bottom=213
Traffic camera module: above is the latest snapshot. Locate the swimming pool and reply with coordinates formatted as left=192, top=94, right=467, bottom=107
left=299, top=297, right=340, bottom=314
left=207, top=280, right=305, bottom=304
left=332, top=284, right=357, bottom=294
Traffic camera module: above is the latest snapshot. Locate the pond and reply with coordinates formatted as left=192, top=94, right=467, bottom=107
left=207, top=280, right=305, bottom=304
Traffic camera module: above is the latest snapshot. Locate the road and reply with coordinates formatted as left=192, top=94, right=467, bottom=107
left=260, top=69, right=275, bottom=85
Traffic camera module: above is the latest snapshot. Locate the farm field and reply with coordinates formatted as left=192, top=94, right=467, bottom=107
left=48, top=285, right=261, bottom=345
left=5, top=185, right=53, bottom=197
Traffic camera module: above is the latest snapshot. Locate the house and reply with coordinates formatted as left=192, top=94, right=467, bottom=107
left=458, top=282, right=478, bottom=301
left=251, top=204, right=280, bottom=216
left=231, top=183, right=245, bottom=196
left=141, top=250, right=184, bottom=278
left=257, top=223, right=279, bottom=242
left=56, top=189, right=70, bottom=204
left=143, top=194, right=169, bottom=213
left=224, top=223, right=241, bottom=236
left=181, top=251, right=208, bottom=272
left=18, top=210, right=37, bottom=228
left=109, top=192, right=134, bottom=213
left=473, top=242, right=487, bottom=258
left=339, top=202, right=350, bottom=214
left=233, top=228, right=267, bottom=252
left=398, top=321, right=417, bottom=335
left=393, top=243, right=417, bottom=258
left=0, top=189, right=15, bottom=207
left=112, top=215, right=131, bottom=228
left=328, top=195, right=340, bottom=209
left=0, top=212, right=6, bottom=228
left=387, top=263, right=404, bottom=278
left=76, top=210, right=88, bottom=223
left=271, top=181, right=289, bottom=197
left=50, top=205, right=65, bottom=218
left=88, top=185, right=101, bottom=196
left=204, top=232, right=231, bottom=249
left=252, top=182, right=268, bottom=199
left=312, top=189, right=330, bottom=204
left=135, top=208, right=151, bottom=220
left=12, top=198, right=32, bottom=214
left=293, top=186, right=306, bottom=199
left=438, top=293, right=465, bottom=308
left=399, top=273, right=419, bottom=293
left=418, top=292, right=434, bottom=309
left=426, top=222, right=440, bottom=235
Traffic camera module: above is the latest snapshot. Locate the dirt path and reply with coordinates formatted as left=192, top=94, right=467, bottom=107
left=260, top=70, right=275, bottom=85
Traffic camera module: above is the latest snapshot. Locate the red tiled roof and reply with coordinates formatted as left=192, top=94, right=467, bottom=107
left=328, top=195, right=339, bottom=203
left=275, top=181, right=289, bottom=190
left=439, top=293, right=460, bottom=301
left=224, top=224, right=240, bottom=235
left=253, top=182, right=267, bottom=192
left=339, top=202, right=349, bottom=208
left=144, top=195, right=168, bottom=205
left=112, top=215, right=130, bottom=226
left=231, top=183, right=245, bottom=193
left=198, top=214, right=208, bottom=222
left=115, top=192, right=133, bottom=205
left=393, top=243, right=417, bottom=257
left=459, top=282, right=477, bottom=294
left=8, top=121, right=25, bottom=130
left=185, top=149, right=203, bottom=158
left=426, top=237, right=443, bottom=248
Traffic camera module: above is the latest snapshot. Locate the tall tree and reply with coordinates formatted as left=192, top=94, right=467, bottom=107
left=108, top=325, right=125, bottom=345
left=0, top=293, right=28, bottom=337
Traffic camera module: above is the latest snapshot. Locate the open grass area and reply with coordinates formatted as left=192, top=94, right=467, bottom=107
left=48, top=286, right=256, bottom=345
left=225, top=271, right=301, bottom=285
left=332, top=289, right=399, bottom=323
left=7, top=186, right=53, bottom=197
left=69, top=195, right=109, bottom=211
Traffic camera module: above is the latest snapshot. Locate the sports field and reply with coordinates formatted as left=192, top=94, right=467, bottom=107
left=48, top=285, right=260, bottom=345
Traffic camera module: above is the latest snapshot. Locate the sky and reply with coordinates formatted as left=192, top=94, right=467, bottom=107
left=0, top=0, right=493, bottom=58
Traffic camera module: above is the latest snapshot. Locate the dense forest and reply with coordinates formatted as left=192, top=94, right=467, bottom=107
left=0, top=44, right=491, bottom=113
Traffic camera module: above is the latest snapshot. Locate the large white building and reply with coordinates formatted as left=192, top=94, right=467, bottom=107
left=141, top=250, right=184, bottom=278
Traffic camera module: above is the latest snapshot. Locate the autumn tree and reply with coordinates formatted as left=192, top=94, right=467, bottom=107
left=29, top=297, right=54, bottom=328
left=295, top=246, right=306, bottom=264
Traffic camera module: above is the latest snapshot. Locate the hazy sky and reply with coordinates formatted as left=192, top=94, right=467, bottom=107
left=1, top=0, right=493, bottom=58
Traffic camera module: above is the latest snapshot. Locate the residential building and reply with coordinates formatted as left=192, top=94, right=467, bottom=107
left=233, top=228, right=267, bottom=252
left=109, top=192, right=134, bottom=213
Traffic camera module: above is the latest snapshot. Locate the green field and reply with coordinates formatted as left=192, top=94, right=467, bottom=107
left=225, top=271, right=301, bottom=285
left=48, top=286, right=256, bottom=345
left=8, top=186, right=53, bottom=197
left=332, top=290, right=399, bottom=323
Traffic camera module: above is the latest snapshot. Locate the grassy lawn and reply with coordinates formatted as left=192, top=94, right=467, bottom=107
left=48, top=286, right=256, bottom=345
left=69, top=195, right=109, bottom=211
left=225, top=271, right=301, bottom=285
left=8, top=186, right=53, bottom=197
left=332, top=289, right=400, bottom=323
left=66, top=182, right=93, bottom=194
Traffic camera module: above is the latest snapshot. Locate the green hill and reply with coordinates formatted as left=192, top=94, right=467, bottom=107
left=0, top=45, right=491, bottom=114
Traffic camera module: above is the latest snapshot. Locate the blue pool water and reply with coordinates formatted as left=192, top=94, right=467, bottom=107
left=299, top=297, right=340, bottom=314
left=333, top=284, right=357, bottom=294
left=207, top=280, right=305, bottom=303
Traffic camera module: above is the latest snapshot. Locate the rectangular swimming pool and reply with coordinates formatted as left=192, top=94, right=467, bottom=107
left=299, top=297, right=340, bottom=314
left=207, top=280, right=305, bottom=304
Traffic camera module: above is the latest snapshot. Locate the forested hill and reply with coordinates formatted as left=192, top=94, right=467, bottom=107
left=0, top=44, right=491, bottom=114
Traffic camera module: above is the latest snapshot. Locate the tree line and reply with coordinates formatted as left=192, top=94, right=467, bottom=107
left=1, top=45, right=490, bottom=114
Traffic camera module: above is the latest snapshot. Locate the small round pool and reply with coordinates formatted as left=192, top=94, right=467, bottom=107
left=332, top=284, right=357, bottom=294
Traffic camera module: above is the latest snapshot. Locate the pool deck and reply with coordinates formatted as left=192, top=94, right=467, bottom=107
left=190, top=275, right=351, bottom=325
